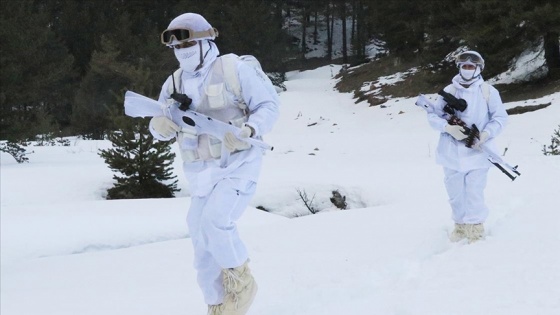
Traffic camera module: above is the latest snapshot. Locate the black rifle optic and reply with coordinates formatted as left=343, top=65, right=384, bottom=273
left=437, top=89, right=479, bottom=148
left=438, top=90, right=467, bottom=113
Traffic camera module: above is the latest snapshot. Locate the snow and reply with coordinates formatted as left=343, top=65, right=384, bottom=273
left=2, top=64, right=560, bottom=315
left=488, top=40, right=548, bottom=84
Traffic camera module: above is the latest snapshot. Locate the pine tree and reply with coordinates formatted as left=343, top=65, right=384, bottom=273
left=542, top=125, right=560, bottom=156
left=0, top=0, right=75, bottom=142
left=202, top=0, right=292, bottom=73
left=85, top=13, right=181, bottom=200
left=99, top=116, right=179, bottom=199
left=366, top=0, right=427, bottom=62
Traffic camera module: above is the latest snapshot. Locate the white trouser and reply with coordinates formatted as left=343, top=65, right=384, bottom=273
left=187, top=177, right=256, bottom=305
left=443, top=167, right=489, bottom=224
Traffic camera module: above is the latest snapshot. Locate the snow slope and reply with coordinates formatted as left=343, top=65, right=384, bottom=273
left=1, top=65, right=560, bottom=315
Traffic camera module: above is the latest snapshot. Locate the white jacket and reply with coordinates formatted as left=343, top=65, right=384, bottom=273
left=428, top=75, right=508, bottom=172
left=152, top=44, right=280, bottom=196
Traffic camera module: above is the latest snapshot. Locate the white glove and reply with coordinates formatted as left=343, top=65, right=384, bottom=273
left=224, top=125, right=253, bottom=153
left=150, top=116, right=180, bottom=138
left=444, top=124, right=468, bottom=141
left=473, top=131, right=490, bottom=150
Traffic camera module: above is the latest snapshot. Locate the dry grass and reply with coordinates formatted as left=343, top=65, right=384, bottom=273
left=334, top=55, right=559, bottom=107
left=496, top=79, right=560, bottom=103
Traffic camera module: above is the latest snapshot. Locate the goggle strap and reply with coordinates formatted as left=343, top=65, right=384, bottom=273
left=191, top=28, right=218, bottom=40
left=162, top=27, right=219, bottom=44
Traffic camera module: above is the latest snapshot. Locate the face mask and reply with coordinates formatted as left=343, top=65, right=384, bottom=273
left=459, top=67, right=481, bottom=82
left=174, top=41, right=207, bottom=72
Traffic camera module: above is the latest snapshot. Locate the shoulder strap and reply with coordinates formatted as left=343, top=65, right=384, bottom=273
left=167, top=68, right=183, bottom=96
left=481, top=82, right=490, bottom=104
left=220, top=53, right=242, bottom=101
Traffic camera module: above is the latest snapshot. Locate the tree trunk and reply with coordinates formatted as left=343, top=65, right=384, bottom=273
left=341, top=2, right=348, bottom=63
left=544, top=31, right=560, bottom=79
left=351, top=0, right=356, bottom=47
left=274, top=0, right=283, bottom=29
left=313, top=10, right=318, bottom=44
left=326, top=2, right=332, bottom=60
left=301, top=5, right=308, bottom=60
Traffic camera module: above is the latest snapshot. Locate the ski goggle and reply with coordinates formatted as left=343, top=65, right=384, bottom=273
left=160, top=27, right=218, bottom=45
left=456, top=52, right=483, bottom=65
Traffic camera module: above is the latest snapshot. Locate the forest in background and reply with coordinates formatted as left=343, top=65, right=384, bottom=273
left=1, top=0, right=559, bottom=142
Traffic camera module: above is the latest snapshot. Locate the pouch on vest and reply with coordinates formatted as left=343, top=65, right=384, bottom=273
left=205, top=83, right=228, bottom=110
left=192, top=134, right=222, bottom=160
left=178, top=124, right=200, bottom=162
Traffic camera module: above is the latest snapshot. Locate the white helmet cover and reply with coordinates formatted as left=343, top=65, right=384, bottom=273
left=455, top=50, right=485, bottom=70
left=162, top=13, right=218, bottom=46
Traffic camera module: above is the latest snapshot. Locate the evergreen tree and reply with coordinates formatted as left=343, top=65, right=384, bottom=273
left=75, top=12, right=181, bottom=199
left=542, top=125, right=560, bottom=156
left=71, top=12, right=174, bottom=139
left=458, top=0, right=525, bottom=77
left=71, top=37, right=122, bottom=139
left=351, top=0, right=369, bottom=62
left=99, top=115, right=179, bottom=199
left=0, top=0, right=75, bottom=141
left=92, top=41, right=179, bottom=198
left=207, top=0, right=292, bottom=73
left=435, top=0, right=560, bottom=78
left=366, top=0, right=427, bottom=62
left=420, top=0, right=467, bottom=63
left=0, top=141, right=30, bottom=164
left=507, top=0, right=560, bottom=79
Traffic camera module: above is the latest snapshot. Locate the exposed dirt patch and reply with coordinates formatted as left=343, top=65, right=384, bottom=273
left=507, top=103, right=552, bottom=115
left=334, top=55, right=559, bottom=107
left=495, top=79, right=560, bottom=103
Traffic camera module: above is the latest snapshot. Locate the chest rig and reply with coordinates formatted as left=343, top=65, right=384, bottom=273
left=168, top=56, right=249, bottom=162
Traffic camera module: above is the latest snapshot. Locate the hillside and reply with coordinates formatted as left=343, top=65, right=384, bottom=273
left=334, top=54, right=560, bottom=107
left=2, top=65, right=559, bottom=315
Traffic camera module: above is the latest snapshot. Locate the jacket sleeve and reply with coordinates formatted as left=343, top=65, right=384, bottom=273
left=236, top=62, right=280, bottom=137
left=427, top=86, right=453, bottom=133
left=482, top=86, right=508, bottom=138
left=149, top=76, right=175, bottom=141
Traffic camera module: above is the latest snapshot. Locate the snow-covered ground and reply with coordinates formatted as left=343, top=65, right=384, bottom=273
left=2, top=65, right=560, bottom=315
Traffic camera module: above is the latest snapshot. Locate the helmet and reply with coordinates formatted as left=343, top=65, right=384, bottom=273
left=161, top=13, right=218, bottom=46
left=455, top=50, right=484, bottom=70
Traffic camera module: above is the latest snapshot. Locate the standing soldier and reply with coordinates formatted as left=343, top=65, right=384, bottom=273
left=150, top=13, right=279, bottom=315
left=426, top=51, right=508, bottom=243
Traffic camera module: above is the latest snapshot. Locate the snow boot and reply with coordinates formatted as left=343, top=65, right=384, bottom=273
left=449, top=223, right=466, bottom=242
left=207, top=304, right=224, bottom=315
left=221, top=260, right=258, bottom=315
left=465, top=223, right=485, bottom=243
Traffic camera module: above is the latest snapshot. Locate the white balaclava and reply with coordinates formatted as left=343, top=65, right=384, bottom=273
left=173, top=40, right=212, bottom=72
left=164, top=13, right=218, bottom=72
left=459, top=62, right=482, bottom=83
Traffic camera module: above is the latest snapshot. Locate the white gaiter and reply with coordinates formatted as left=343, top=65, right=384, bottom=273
left=174, top=41, right=208, bottom=72
left=459, top=67, right=481, bottom=82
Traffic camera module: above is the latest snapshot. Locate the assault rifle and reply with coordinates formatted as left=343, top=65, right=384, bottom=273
left=437, top=90, right=479, bottom=149
left=415, top=93, right=521, bottom=181
left=123, top=91, right=272, bottom=168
